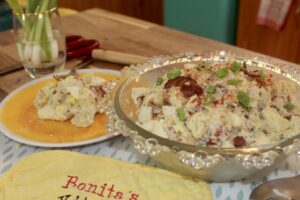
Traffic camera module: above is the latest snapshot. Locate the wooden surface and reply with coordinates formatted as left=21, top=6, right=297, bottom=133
left=237, top=0, right=300, bottom=64
left=0, top=8, right=299, bottom=94
left=58, top=0, right=163, bottom=24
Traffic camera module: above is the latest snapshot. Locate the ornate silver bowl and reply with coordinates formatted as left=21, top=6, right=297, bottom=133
left=101, top=51, right=300, bottom=181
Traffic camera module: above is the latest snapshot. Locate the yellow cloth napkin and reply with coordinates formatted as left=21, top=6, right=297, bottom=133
left=0, top=150, right=212, bottom=200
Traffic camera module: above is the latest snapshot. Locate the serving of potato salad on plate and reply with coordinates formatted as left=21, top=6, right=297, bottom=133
left=34, top=73, right=106, bottom=128
left=132, top=61, right=300, bottom=148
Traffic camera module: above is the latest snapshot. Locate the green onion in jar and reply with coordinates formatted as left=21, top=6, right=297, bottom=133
left=177, top=107, right=186, bottom=121
left=215, top=68, right=229, bottom=78
left=167, top=69, right=181, bottom=80
left=156, top=77, right=164, bottom=86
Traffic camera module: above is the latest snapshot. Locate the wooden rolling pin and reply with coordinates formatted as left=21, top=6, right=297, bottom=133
left=92, top=49, right=148, bottom=65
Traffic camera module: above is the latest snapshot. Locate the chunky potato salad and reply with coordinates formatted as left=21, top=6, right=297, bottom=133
left=34, top=73, right=106, bottom=127
left=132, top=61, right=300, bottom=148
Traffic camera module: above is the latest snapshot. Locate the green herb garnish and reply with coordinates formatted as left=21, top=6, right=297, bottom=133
left=227, top=79, right=242, bottom=86
left=215, top=68, right=229, bottom=78
left=204, top=94, right=214, bottom=106
left=206, top=85, right=216, bottom=94
left=177, top=107, right=186, bottom=121
left=204, top=95, right=214, bottom=105
left=231, top=61, right=240, bottom=74
left=197, top=64, right=206, bottom=71
left=167, top=69, right=181, bottom=80
left=156, top=77, right=163, bottom=86
left=237, top=91, right=250, bottom=110
left=259, top=70, right=265, bottom=81
left=243, top=61, right=247, bottom=69
left=284, top=102, right=295, bottom=111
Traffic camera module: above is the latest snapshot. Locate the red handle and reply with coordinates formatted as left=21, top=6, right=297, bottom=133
left=66, top=35, right=82, bottom=43
left=67, top=40, right=100, bottom=59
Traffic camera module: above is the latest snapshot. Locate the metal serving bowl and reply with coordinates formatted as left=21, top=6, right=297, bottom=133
left=102, top=51, right=300, bottom=182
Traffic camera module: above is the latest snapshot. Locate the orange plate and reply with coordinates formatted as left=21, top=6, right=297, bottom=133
left=0, top=69, right=119, bottom=147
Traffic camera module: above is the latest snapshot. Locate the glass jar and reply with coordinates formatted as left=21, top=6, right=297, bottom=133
left=13, top=7, right=66, bottom=78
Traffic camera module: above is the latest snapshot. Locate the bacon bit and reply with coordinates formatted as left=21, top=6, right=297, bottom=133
left=266, top=76, right=273, bottom=82
left=191, top=97, right=199, bottom=103
left=242, top=68, right=273, bottom=88
left=214, top=128, right=222, bottom=137
left=271, top=96, right=277, bottom=101
left=180, top=84, right=203, bottom=98
left=164, top=75, right=196, bottom=89
left=164, top=75, right=204, bottom=98
left=227, top=91, right=234, bottom=98
left=188, top=111, right=193, bottom=115
left=241, top=68, right=260, bottom=78
left=233, top=136, right=246, bottom=147
left=90, top=85, right=106, bottom=97
left=213, top=100, right=219, bottom=105
left=206, top=139, right=216, bottom=146
left=152, top=111, right=161, bottom=118
left=213, top=98, right=224, bottom=106
left=137, top=96, right=145, bottom=104
left=191, top=97, right=203, bottom=105
left=220, top=98, right=225, bottom=104
left=255, top=78, right=266, bottom=88
left=271, top=89, right=277, bottom=100
left=215, top=64, right=222, bottom=68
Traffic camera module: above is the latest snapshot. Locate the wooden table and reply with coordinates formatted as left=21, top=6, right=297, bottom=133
left=0, top=9, right=300, bottom=200
left=1, top=8, right=299, bottom=94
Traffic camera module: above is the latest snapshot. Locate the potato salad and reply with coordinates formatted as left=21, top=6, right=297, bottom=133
left=34, top=73, right=106, bottom=127
left=132, top=61, right=300, bottom=148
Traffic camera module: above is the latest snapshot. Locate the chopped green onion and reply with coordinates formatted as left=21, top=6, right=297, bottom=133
left=167, top=69, right=181, bottom=80
left=243, top=61, right=247, bottom=69
left=197, top=64, right=206, bottom=71
left=284, top=102, right=295, bottom=111
left=227, top=79, right=242, bottom=86
left=206, top=85, right=216, bottom=94
left=156, top=77, right=164, bottom=86
left=204, top=95, right=214, bottom=105
left=177, top=107, right=186, bottom=121
left=231, top=61, right=240, bottom=73
left=259, top=70, right=265, bottom=81
left=215, top=68, right=229, bottom=78
left=237, top=91, right=250, bottom=110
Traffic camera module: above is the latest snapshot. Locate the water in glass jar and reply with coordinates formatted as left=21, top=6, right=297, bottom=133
left=16, top=31, right=66, bottom=78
